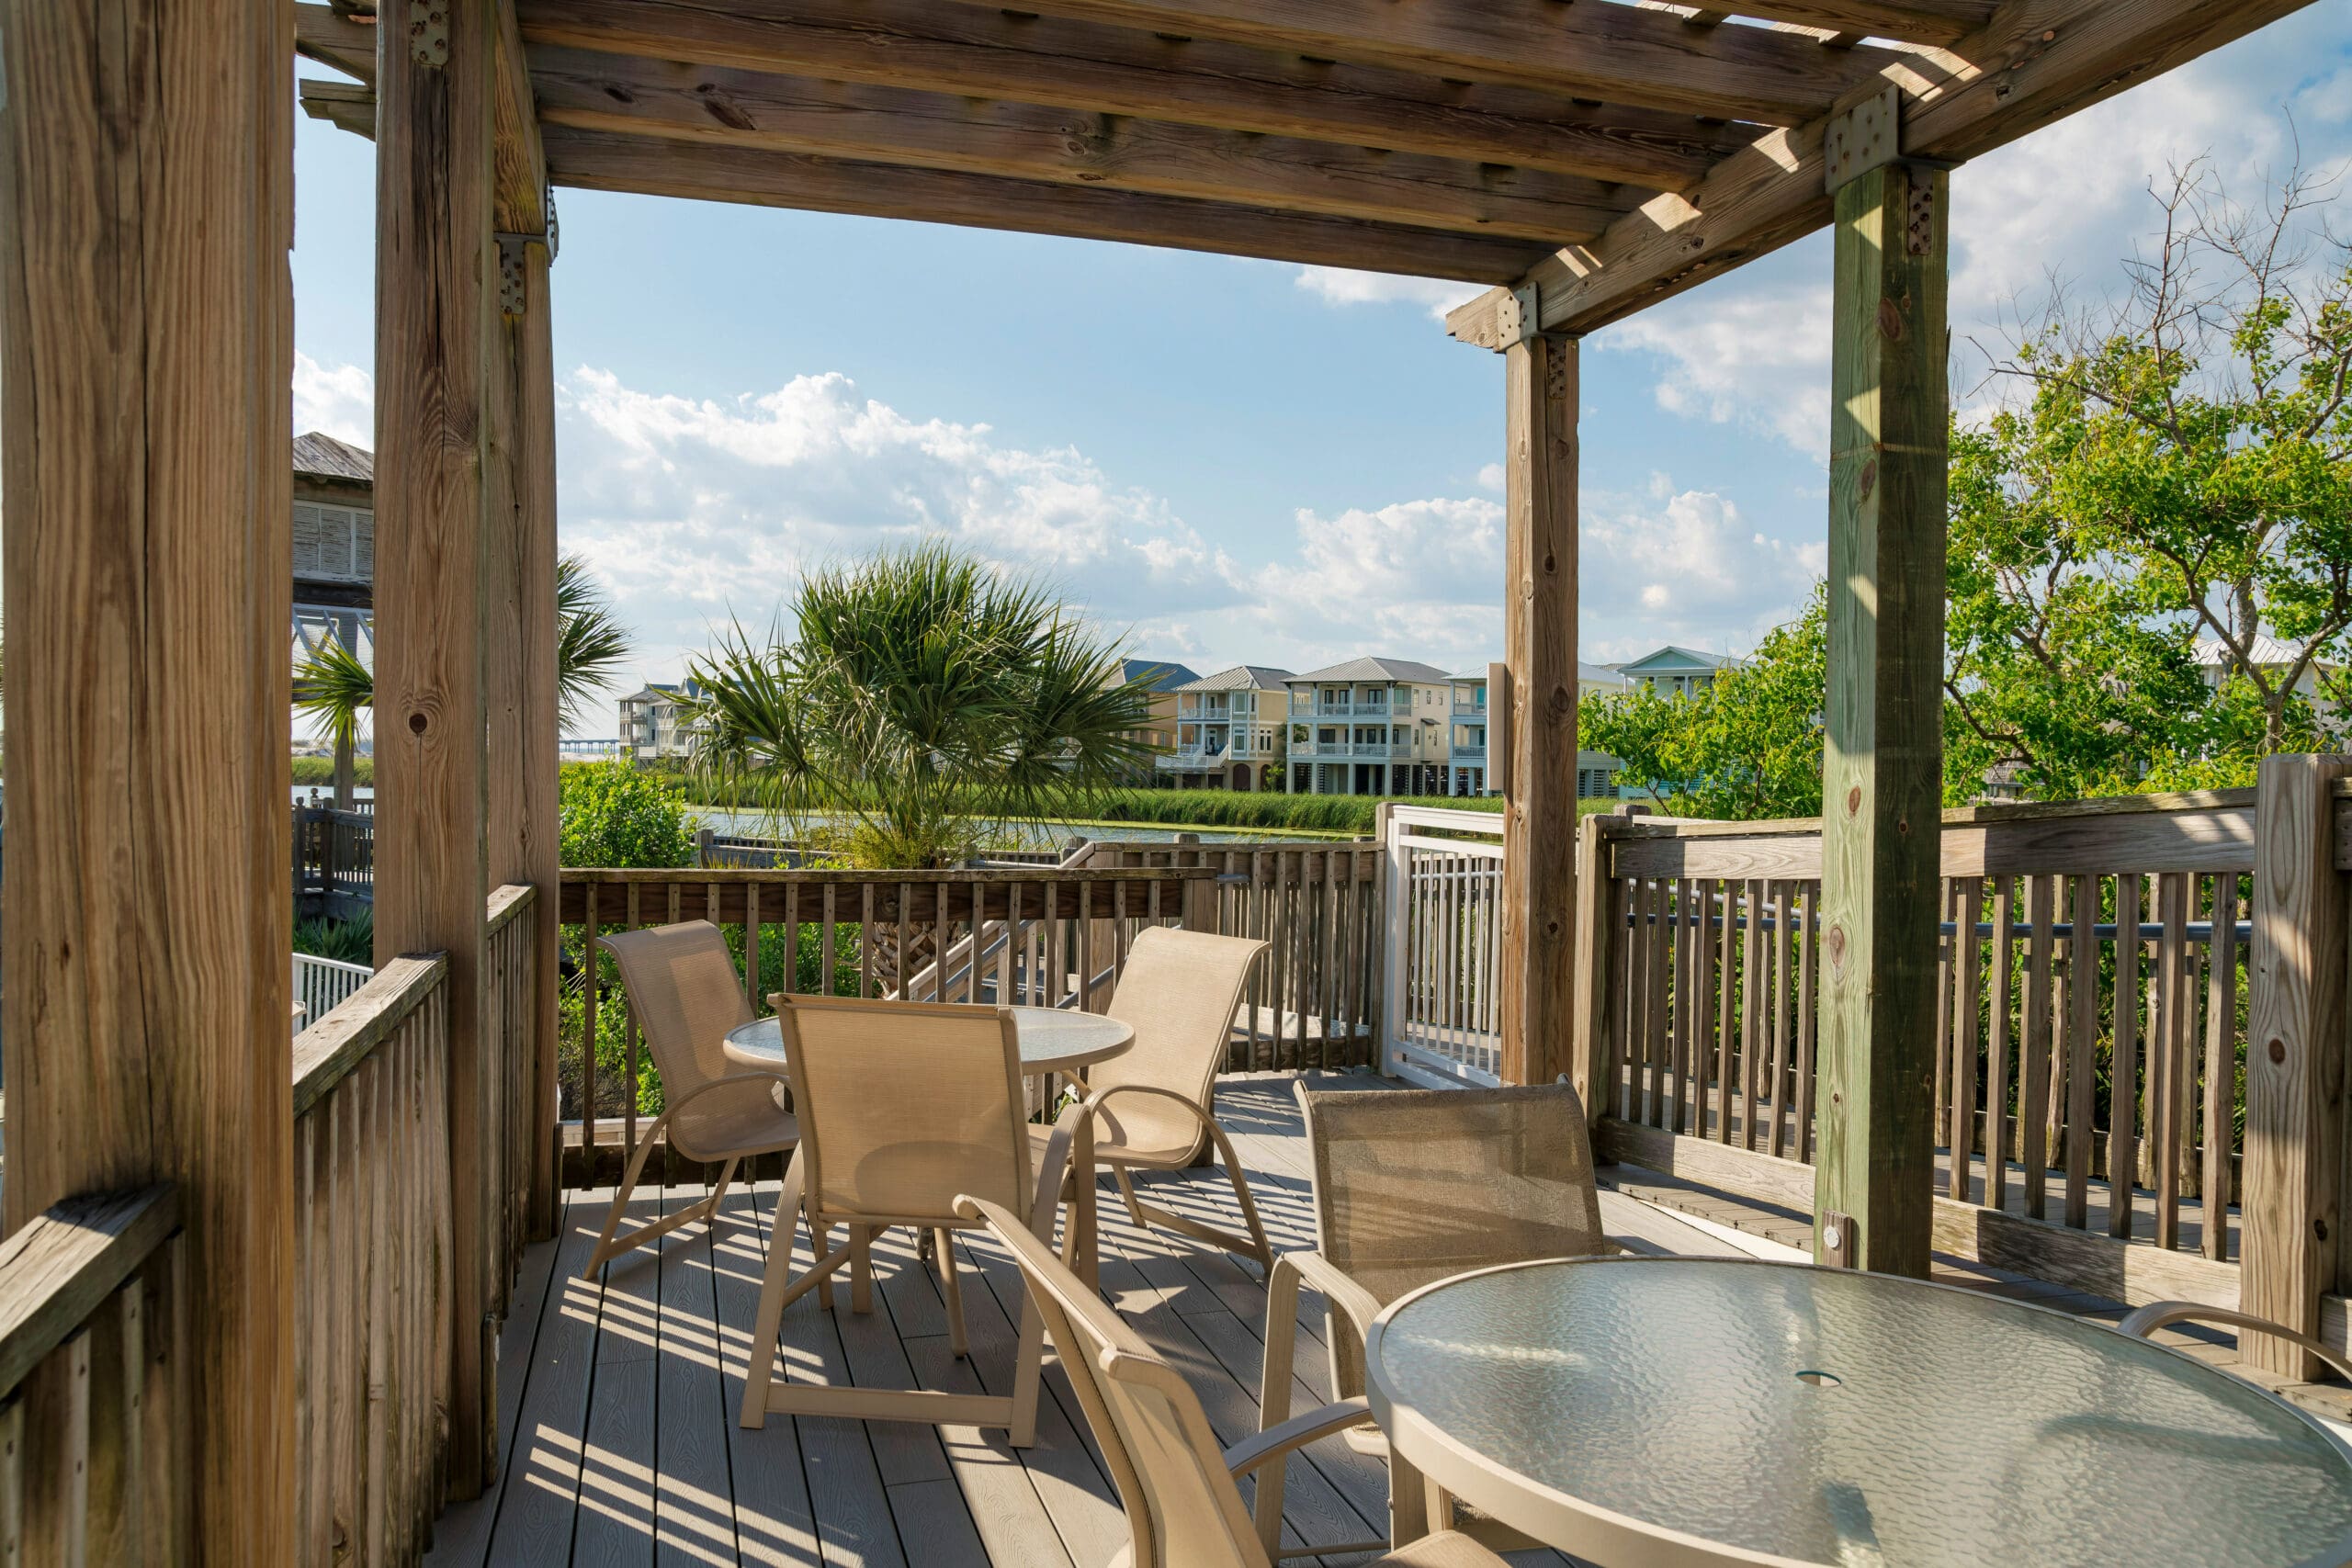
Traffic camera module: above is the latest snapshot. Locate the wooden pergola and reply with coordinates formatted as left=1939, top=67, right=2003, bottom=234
left=1, top=0, right=2319, bottom=1558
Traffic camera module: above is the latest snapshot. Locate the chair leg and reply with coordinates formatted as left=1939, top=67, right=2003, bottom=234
left=1111, top=1167, right=1148, bottom=1227
left=850, top=1225, right=876, bottom=1314
left=1007, top=1290, right=1046, bottom=1448
left=1115, top=1117, right=1275, bottom=1272
left=1253, top=1258, right=1303, bottom=1557
left=936, top=1228, right=969, bottom=1359
left=581, top=1116, right=667, bottom=1280
left=1388, top=1450, right=1433, bottom=1546
left=703, top=1156, right=741, bottom=1227
left=739, top=1152, right=807, bottom=1427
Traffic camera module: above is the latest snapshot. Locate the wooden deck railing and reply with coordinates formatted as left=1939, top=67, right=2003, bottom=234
left=0, top=1184, right=186, bottom=1562
left=555, top=845, right=1382, bottom=1182
left=294, top=804, right=376, bottom=917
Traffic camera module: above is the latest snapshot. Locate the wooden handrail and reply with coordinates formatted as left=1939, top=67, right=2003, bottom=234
left=291, top=953, right=449, bottom=1118
left=0, top=1183, right=179, bottom=1397
left=486, top=878, right=537, bottom=934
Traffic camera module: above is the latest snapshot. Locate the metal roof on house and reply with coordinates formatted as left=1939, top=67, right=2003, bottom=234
left=1614, top=645, right=1739, bottom=673
left=292, top=431, right=374, bottom=484
left=1290, top=657, right=1453, bottom=685
left=1176, top=664, right=1294, bottom=693
left=1118, top=659, right=1200, bottom=692
left=1453, top=661, right=1628, bottom=687
left=2194, top=636, right=2337, bottom=671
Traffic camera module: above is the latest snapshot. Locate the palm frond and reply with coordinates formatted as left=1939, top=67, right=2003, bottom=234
left=555, top=554, right=634, bottom=729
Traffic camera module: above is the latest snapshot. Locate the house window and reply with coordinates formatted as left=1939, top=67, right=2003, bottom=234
left=292, top=502, right=372, bottom=583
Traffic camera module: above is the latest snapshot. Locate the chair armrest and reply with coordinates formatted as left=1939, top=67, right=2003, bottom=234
left=1274, top=1249, right=1385, bottom=1347
left=661, top=1070, right=795, bottom=1114
left=1222, top=1398, right=1374, bottom=1479
left=2116, top=1302, right=2352, bottom=1383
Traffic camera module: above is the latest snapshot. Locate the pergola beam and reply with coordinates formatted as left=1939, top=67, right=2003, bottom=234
left=985, top=0, right=1905, bottom=123
left=540, top=126, right=1554, bottom=282
left=1674, top=0, right=1994, bottom=46
left=527, top=52, right=1632, bottom=245
left=507, top=0, right=1750, bottom=190
left=1448, top=0, right=2317, bottom=343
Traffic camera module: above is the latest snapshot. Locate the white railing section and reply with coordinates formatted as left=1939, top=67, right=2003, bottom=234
left=294, top=952, right=375, bottom=1032
left=1381, top=805, right=1506, bottom=1088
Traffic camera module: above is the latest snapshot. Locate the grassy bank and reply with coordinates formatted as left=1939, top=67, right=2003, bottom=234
left=292, top=755, right=374, bottom=787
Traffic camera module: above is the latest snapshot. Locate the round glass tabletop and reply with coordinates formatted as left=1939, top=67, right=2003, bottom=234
left=1366, top=1257, right=2352, bottom=1568
left=722, top=1005, right=1132, bottom=1077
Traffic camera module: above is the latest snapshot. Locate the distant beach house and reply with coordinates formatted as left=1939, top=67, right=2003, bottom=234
left=1447, top=663, right=1633, bottom=799
left=290, top=431, right=376, bottom=669
left=617, top=680, right=705, bottom=761
left=1115, top=658, right=1200, bottom=758
left=1284, top=658, right=1453, bottom=796
left=1158, top=665, right=1293, bottom=792
left=1615, top=645, right=1741, bottom=698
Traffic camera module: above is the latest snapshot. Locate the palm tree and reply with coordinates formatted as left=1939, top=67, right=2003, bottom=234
left=682, top=543, right=1155, bottom=873
left=294, top=555, right=635, bottom=796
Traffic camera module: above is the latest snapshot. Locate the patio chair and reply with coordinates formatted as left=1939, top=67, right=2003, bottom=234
left=1075, top=926, right=1273, bottom=1270
left=2117, top=1302, right=2352, bottom=1381
left=1255, top=1080, right=1659, bottom=1555
left=956, top=1191, right=1512, bottom=1568
left=738, top=993, right=1082, bottom=1445
left=582, top=921, right=797, bottom=1280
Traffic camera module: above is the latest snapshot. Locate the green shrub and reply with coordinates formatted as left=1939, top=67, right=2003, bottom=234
left=290, top=755, right=375, bottom=787
left=293, top=910, right=373, bottom=964
left=560, top=761, right=695, bottom=869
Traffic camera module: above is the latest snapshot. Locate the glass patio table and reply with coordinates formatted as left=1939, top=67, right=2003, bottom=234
left=723, top=1006, right=1133, bottom=1277
left=1363, top=1256, right=2352, bottom=1568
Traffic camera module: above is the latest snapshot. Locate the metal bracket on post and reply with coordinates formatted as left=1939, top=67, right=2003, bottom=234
left=1823, top=83, right=1900, bottom=194
left=1495, top=284, right=1542, bottom=347
left=494, top=236, right=527, bottom=318
left=408, top=0, right=451, bottom=67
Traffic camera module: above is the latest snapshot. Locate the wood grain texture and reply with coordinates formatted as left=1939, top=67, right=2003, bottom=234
left=1812, top=163, right=1946, bottom=1278
left=2240, top=754, right=2352, bottom=1377
left=0, top=0, right=296, bottom=1555
left=539, top=126, right=1551, bottom=284
left=511, top=0, right=1748, bottom=189
left=1450, top=0, right=2320, bottom=340
left=0, top=1189, right=179, bottom=1400
left=371, top=0, right=497, bottom=1498
left=1497, top=333, right=1577, bottom=1086
left=527, top=51, right=1632, bottom=244
left=1698, top=0, right=1994, bottom=43
left=1001, top=0, right=1903, bottom=122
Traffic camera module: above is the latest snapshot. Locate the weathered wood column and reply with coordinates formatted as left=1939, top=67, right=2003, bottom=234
left=489, top=220, right=563, bottom=1242
left=374, top=0, right=498, bottom=1496
left=1498, top=312, right=1579, bottom=1087
left=2240, top=753, right=2352, bottom=1377
left=1813, top=155, right=1949, bottom=1277
left=0, top=0, right=296, bottom=1556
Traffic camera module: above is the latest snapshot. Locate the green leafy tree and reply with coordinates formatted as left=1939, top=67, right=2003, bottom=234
left=1581, top=589, right=1828, bottom=820
left=1962, top=160, right=2352, bottom=780
left=682, top=543, right=1155, bottom=869
left=558, top=760, right=695, bottom=869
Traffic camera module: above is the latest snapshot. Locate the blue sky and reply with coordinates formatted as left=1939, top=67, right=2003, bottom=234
left=289, top=9, right=2352, bottom=721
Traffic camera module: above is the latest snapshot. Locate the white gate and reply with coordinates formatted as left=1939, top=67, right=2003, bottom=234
left=1380, top=805, right=1505, bottom=1088
left=293, top=952, right=374, bottom=1032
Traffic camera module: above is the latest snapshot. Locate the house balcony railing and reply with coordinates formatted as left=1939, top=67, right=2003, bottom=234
left=1453, top=699, right=1487, bottom=718
left=1451, top=744, right=1487, bottom=763
left=1295, top=739, right=1413, bottom=761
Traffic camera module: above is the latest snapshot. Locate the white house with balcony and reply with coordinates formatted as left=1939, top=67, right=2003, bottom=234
left=617, top=679, right=704, bottom=760
left=1157, top=665, right=1293, bottom=791
left=1615, top=644, right=1740, bottom=697
left=1446, top=662, right=1634, bottom=798
left=1284, top=658, right=1453, bottom=795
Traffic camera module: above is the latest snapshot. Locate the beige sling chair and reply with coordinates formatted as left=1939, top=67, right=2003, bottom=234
left=582, top=922, right=797, bottom=1280
left=739, top=993, right=1082, bottom=1443
left=1255, top=1080, right=1659, bottom=1556
left=956, top=1193, right=1510, bottom=1568
left=1071, top=927, right=1273, bottom=1273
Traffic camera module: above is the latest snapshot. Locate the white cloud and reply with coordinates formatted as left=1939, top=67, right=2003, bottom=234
left=1475, top=462, right=1505, bottom=492
left=1577, top=484, right=1824, bottom=661
left=1291, top=266, right=1487, bottom=321
left=293, top=352, right=372, bottom=446
left=557, top=367, right=1252, bottom=678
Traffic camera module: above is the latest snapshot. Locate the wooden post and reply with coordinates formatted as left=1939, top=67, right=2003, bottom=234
left=0, top=0, right=296, bottom=1556
left=1812, top=160, right=1948, bottom=1279
left=374, top=0, right=497, bottom=1497
left=488, top=227, right=562, bottom=1242
left=1570, top=813, right=1615, bottom=1110
left=1498, top=325, right=1578, bottom=1087
left=2240, top=753, right=2352, bottom=1377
